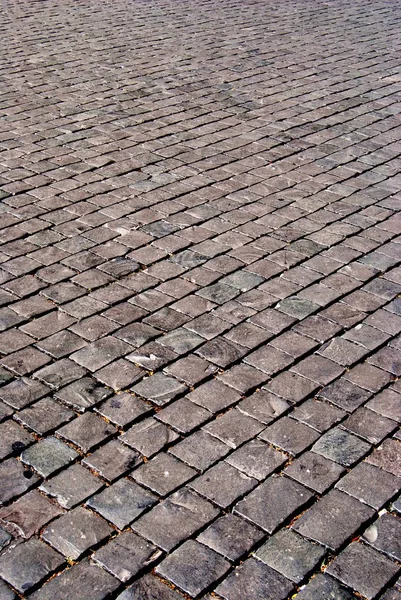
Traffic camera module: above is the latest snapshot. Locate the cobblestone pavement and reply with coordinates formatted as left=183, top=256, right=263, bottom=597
left=0, top=0, right=400, bottom=598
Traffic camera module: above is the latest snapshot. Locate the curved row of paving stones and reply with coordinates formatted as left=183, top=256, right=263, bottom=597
left=0, top=0, right=401, bottom=598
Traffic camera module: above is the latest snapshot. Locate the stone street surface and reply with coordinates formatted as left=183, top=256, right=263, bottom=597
left=0, top=0, right=400, bottom=598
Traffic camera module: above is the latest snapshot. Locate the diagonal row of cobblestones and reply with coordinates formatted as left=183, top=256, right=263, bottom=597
left=0, top=0, right=401, bottom=598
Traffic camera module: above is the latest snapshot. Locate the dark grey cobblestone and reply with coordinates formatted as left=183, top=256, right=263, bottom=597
left=0, top=0, right=401, bottom=596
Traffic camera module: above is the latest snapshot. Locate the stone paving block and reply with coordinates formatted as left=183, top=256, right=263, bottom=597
left=40, top=463, right=103, bottom=509
left=82, top=439, right=141, bottom=482
left=197, top=513, right=264, bottom=561
left=156, top=539, right=230, bottom=597
left=336, top=461, right=401, bottom=509
left=260, top=417, right=320, bottom=456
left=326, top=542, right=399, bottom=600
left=186, top=379, right=240, bottom=412
left=226, top=439, right=287, bottom=480
left=234, top=475, right=313, bottom=533
left=117, top=574, right=184, bottom=599
left=0, top=580, right=15, bottom=600
left=159, top=327, right=204, bottom=354
left=164, top=355, right=217, bottom=386
left=367, top=439, right=401, bottom=477
left=215, top=557, right=294, bottom=600
left=156, top=397, right=211, bottom=433
left=54, top=377, right=112, bottom=412
left=21, top=436, right=78, bottom=477
left=189, top=461, right=257, bottom=508
left=87, top=478, right=157, bottom=529
left=0, top=490, right=64, bottom=539
left=56, top=412, right=116, bottom=452
left=293, top=489, right=374, bottom=550
left=255, top=528, right=326, bottom=583
left=203, top=408, right=264, bottom=449
left=265, top=371, right=319, bottom=404
left=294, top=573, right=354, bottom=599
left=196, top=336, right=247, bottom=367
left=363, top=513, right=401, bottom=561
left=132, top=487, right=219, bottom=551
left=132, top=452, right=196, bottom=496
left=318, top=377, right=371, bottom=412
left=291, top=399, right=346, bottom=432
left=169, top=430, right=230, bottom=471
left=131, top=372, right=187, bottom=406
left=285, top=451, right=345, bottom=493
left=0, top=538, right=64, bottom=594
left=342, top=407, right=397, bottom=443
left=0, top=420, right=35, bottom=460
left=42, top=506, right=112, bottom=559
left=313, top=427, right=371, bottom=466
left=33, top=358, right=86, bottom=389
left=367, top=388, right=401, bottom=422
left=237, top=389, right=290, bottom=424
left=29, top=559, right=120, bottom=600
left=93, top=531, right=160, bottom=582
left=15, top=397, right=74, bottom=434
left=121, top=417, right=179, bottom=457
left=0, top=458, right=39, bottom=505
left=95, top=392, right=151, bottom=427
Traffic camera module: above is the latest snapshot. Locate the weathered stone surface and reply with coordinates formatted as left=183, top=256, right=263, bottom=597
left=326, top=542, right=399, bottom=600
left=255, top=529, right=326, bottom=583
left=0, top=538, right=64, bottom=593
left=156, top=540, right=230, bottom=597
left=197, top=513, right=264, bottom=561
left=294, top=489, right=374, bottom=550
left=42, top=506, right=112, bottom=559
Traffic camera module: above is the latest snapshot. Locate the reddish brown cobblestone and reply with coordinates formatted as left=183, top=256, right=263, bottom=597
left=0, top=0, right=401, bottom=597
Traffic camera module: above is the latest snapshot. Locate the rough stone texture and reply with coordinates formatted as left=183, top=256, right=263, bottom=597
left=326, top=542, right=399, bottom=600
left=255, top=529, right=326, bottom=583
left=1, top=0, right=401, bottom=596
left=156, top=539, right=230, bottom=597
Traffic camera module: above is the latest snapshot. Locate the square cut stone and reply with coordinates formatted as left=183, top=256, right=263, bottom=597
left=0, top=458, right=40, bottom=505
left=260, top=417, right=320, bottom=455
left=29, top=559, right=119, bottom=600
left=131, top=373, right=187, bottom=406
left=242, top=387, right=291, bottom=424
left=189, top=461, right=257, bottom=508
left=116, top=574, right=183, bottom=600
left=40, top=463, right=103, bottom=509
left=326, top=542, right=399, bottom=600
left=336, top=461, right=401, bottom=509
left=255, top=529, right=326, bottom=583
left=367, top=439, right=401, bottom=477
left=56, top=413, right=116, bottom=452
left=318, top=377, right=371, bottom=411
left=156, top=398, right=211, bottom=434
left=21, top=436, right=78, bottom=477
left=234, top=476, right=313, bottom=533
left=313, top=427, right=370, bottom=466
left=215, top=557, right=294, bottom=600
left=291, top=399, right=346, bottom=432
left=15, top=397, right=74, bottom=434
left=342, top=407, right=397, bottom=444
left=203, top=409, right=264, bottom=449
left=0, top=538, right=64, bottom=594
left=169, top=430, right=230, bottom=471
left=87, top=478, right=156, bottom=529
left=131, top=452, right=196, bottom=496
left=132, top=487, right=219, bottom=551
left=156, top=540, right=230, bottom=597
left=226, top=439, right=287, bottom=480
left=55, top=378, right=111, bottom=412
left=293, top=489, right=374, bottom=550
left=95, top=393, right=151, bottom=427
left=0, top=490, right=63, bottom=539
left=42, top=506, right=112, bottom=559
left=363, top=513, right=401, bottom=561
left=197, top=514, right=264, bottom=561
left=93, top=531, right=159, bottom=582
left=187, top=379, right=240, bottom=413
left=294, top=573, right=354, bottom=599
left=121, top=418, right=179, bottom=457
left=82, top=440, right=141, bottom=482
left=285, top=451, right=345, bottom=493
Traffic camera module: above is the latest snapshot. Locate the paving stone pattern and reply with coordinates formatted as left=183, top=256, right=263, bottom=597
left=0, top=0, right=400, bottom=597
